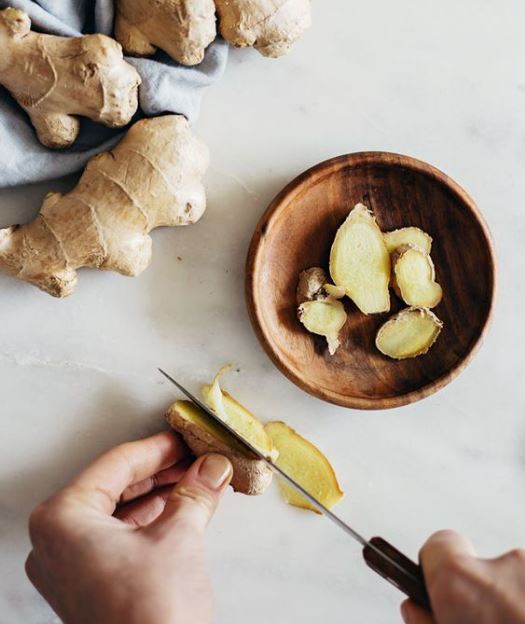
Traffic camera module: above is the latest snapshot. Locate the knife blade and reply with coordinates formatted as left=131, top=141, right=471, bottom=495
left=158, top=368, right=431, bottom=612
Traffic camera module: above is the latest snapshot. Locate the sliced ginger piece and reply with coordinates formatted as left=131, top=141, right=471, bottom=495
left=384, top=227, right=432, bottom=254
left=296, top=267, right=347, bottom=355
left=166, top=400, right=272, bottom=495
left=265, top=421, right=344, bottom=513
left=392, top=245, right=443, bottom=308
left=202, top=367, right=277, bottom=460
left=375, top=307, right=443, bottom=359
left=298, top=299, right=347, bottom=355
left=329, top=203, right=390, bottom=314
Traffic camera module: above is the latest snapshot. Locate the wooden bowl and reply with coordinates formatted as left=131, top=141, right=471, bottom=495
left=246, top=152, right=496, bottom=410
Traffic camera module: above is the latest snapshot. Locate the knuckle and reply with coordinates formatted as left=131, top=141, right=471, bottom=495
left=172, top=485, right=214, bottom=514
left=506, top=548, right=525, bottom=564
left=28, top=502, right=55, bottom=541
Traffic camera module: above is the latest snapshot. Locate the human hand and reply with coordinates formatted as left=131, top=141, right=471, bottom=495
left=25, top=431, right=233, bottom=624
left=401, top=530, right=525, bottom=624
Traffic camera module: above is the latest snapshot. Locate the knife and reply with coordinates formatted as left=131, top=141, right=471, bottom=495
left=158, top=368, right=431, bottom=612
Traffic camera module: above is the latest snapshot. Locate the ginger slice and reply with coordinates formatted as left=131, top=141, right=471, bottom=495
left=298, top=299, right=347, bottom=355
left=265, top=421, right=344, bottom=513
left=384, top=227, right=432, bottom=254
left=329, top=203, right=390, bottom=314
left=202, top=367, right=278, bottom=460
left=296, top=267, right=347, bottom=355
left=166, top=401, right=272, bottom=495
left=375, top=307, right=443, bottom=359
left=392, top=245, right=443, bottom=308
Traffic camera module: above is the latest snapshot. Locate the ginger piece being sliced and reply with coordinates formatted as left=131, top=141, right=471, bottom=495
left=265, top=421, right=344, bottom=513
left=202, top=367, right=278, bottom=461
left=384, top=227, right=433, bottom=254
left=0, top=8, right=140, bottom=148
left=375, top=307, right=443, bottom=359
left=115, top=0, right=216, bottom=66
left=166, top=401, right=273, bottom=495
left=296, top=267, right=347, bottom=355
left=329, top=203, right=391, bottom=314
left=0, top=115, right=209, bottom=297
left=215, top=0, right=311, bottom=58
left=392, top=246, right=443, bottom=308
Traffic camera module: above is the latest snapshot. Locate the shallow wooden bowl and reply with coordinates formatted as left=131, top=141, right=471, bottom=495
left=246, top=152, right=496, bottom=410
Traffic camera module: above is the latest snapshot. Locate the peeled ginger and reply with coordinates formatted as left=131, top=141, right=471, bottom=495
left=375, top=307, right=443, bottom=359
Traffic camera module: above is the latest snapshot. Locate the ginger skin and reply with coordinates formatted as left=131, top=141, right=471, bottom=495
left=0, top=115, right=209, bottom=297
left=215, top=0, right=311, bottom=58
left=115, top=0, right=216, bottom=66
left=0, top=8, right=140, bottom=149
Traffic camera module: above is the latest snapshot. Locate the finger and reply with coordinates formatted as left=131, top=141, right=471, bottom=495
left=400, top=599, right=436, bottom=624
left=420, top=530, right=477, bottom=584
left=68, top=431, right=189, bottom=514
left=114, top=485, right=173, bottom=528
left=148, top=454, right=232, bottom=540
left=119, top=456, right=193, bottom=504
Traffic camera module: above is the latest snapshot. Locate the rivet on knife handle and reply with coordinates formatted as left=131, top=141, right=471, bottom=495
left=362, top=537, right=432, bottom=613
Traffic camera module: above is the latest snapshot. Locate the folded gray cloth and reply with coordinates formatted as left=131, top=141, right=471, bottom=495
left=0, top=0, right=227, bottom=188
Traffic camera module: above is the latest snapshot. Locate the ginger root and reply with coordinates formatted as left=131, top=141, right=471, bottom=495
left=0, top=115, right=209, bottom=297
left=329, top=203, right=391, bottom=314
left=375, top=307, right=443, bottom=359
left=166, top=400, right=273, bottom=495
left=115, top=0, right=216, bottom=66
left=392, top=245, right=443, bottom=308
left=265, top=421, right=344, bottom=513
left=215, top=0, right=312, bottom=58
left=384, top=227, right=432, bottom=254
left=296, top=268, right=347, bottom=355
left=0, top=7, right=140, bottom=148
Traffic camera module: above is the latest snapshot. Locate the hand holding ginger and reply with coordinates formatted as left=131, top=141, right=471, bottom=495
left=26, top=432, right=232, bottom=624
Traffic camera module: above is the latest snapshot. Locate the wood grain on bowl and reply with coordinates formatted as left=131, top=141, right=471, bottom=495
left=245, top=152, right=496, bottom=410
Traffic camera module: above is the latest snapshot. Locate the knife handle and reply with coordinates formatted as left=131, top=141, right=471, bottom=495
left=362, top=537, right=432, bottom=612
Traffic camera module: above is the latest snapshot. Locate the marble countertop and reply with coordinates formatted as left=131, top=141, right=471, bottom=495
left=2, top=2, right=525, bottom=622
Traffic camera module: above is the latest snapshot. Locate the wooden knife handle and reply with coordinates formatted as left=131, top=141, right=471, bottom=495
left=363, top=537, right=432, bottom=612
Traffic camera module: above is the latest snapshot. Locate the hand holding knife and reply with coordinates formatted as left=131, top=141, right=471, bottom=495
left=159, top=368, right=431, bottom=613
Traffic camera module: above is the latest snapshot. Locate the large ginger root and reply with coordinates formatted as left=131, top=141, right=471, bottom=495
left=0, top=7, right=140, bottom=148
left=296, top=268, right=347, bottom=355
left=215, top=0, right=311, bottom=58
left=329, top=204, right=391, bottom=314
left=392, top=245, right=443, bottom=308
left=115, top=0, right=216, bottom=66
left=166, top=400, right=273, bottom=495
left=0, top=115, right=209, bottom=297
left=375, top=307, right=443, bottom=360
left=384, top=227, right=432, bottom=254
left=265, top=421, right=344, bottom=513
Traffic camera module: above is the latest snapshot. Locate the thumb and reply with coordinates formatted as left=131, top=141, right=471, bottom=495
left=149, top=453, right=233, bottom=538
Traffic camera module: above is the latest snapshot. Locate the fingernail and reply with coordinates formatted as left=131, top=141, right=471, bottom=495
left=198, top=454, right=232, bottom=489
left=400, top=601, right=410, bottom=624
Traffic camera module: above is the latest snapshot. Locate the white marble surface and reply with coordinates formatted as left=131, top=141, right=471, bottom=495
left=1, top=2, right=525, bottom=622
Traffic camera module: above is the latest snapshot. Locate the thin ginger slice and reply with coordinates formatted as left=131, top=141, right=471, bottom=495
left=384, top=227, right=432, bottom=254
left=329, top=203, right=390, bottom=314
left=265, top=421, right=344, bottom=513
left=298, top=299, right=347, bottom=355
left=375, top=307, right=443, bottom=359
left=166, top=400, right=272, bottom=495
left=202, top=367, right=277, bottom=460
left=392, top=245, right=442, bottom=308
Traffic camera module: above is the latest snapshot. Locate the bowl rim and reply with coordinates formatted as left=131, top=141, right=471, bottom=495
left=245, top=151, right=497, bottom=410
